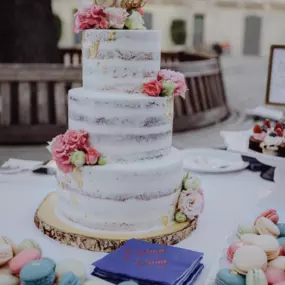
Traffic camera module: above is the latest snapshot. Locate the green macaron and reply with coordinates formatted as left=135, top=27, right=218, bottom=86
left=215, top=268, right=245, bottom=285
left=16, top=239, right=42, bottom=255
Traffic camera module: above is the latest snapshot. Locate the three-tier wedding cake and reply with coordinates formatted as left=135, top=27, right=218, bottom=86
left=40, top=0, right=204, bottom=251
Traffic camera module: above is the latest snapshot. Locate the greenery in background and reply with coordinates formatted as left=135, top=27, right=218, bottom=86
left=54, top=14, right=62, bottom=44
left=171, top=19, right=187, bottom=45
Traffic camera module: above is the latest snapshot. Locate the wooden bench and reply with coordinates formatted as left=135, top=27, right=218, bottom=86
left=0, top=64, right=81, bottom=144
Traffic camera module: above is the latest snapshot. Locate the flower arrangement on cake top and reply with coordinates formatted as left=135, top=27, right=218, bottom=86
left=47, top=130, right=106, bottom=173
left=143, top=69, right=187, bottom=98
left=74, top=4, right=146, bottom=32
left=174, top=173, right=204, bottom=223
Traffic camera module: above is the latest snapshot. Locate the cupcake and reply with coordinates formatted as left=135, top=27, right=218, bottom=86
left=260, top=130, right=283, bottom=156
left=249, top=124, right=267, bottom=153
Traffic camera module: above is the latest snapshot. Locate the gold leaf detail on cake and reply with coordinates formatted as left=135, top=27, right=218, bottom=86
left=82, top=31, right=86, bottom=44
left=120, top=0, right=147, bottom=9
left=71, top=194, right=79, bottom=207
left=87, top=40, right=100, bottom=59
left=162, top=216, right=168, bottom=227
left=73, top=167, right=83, bottom=189
left=59, top=181, right=65, bottom=189
left=164, top=97, right=173, bottom=120
left=107, top=31, right=116, bottom=41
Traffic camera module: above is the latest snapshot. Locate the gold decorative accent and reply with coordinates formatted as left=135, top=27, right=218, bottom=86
left=164, top=97, right=173, bottom=120
left=58, top=181, right=65, bottom=189
left=94, top=0, right=117, bottom=7
left=162, top=216, right=168, bottom=227
left=107, top=31, right=116, bottom=41
left=87, top=40, right=100, bottom=59
left=72, top=167, right=83, bottom=189
left=71, top=194, right=79, bottom=207
left=230, top=269, right=238, bottom=275
left=120, top=0, right=147, bottom=10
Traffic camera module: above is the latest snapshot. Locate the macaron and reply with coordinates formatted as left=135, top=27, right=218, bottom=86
left=255, top=209, right=279, bottom=224
left=56, top=259, right=85, bottom=284
left=251, top=234, right=280, bottom=261
left=278, top=237, right=285, bottom=247
left=0, top=274, right=19, bottom=285
left=240, top=234, right=259, bottom=244
left=0, top=237, right=17, bottom=256
left=42, top=257, right=56, bottom=270
left=277, top=224, right=285, bottom=238
left=274, top=283, right=285, bottom=285
left=215, top=268, right=245, bottom=285
left=16, top=239, right=41, bottom=255
left=8, top=248, right=41, bottom=276
left=269, top=257, right=285, bottom=270
left=58, top=272, right=80, bottom=285
left=246, top=269, right=267, bottom=285
left=20, top=258, right=56, bottom=285
left=0, top=265, right=12, bottom=275
left=119, top=281, right=138, bottom=285
left=0, top=244, right=13, bottom=266
left=227, top=242, right=245, bottom=263
left=232, top=245, right=267, bottom=275
left=265, top=267, right=285, bottom=284
left=255, top=217, right=280, bottom=238
left=237, top=225, right=258, bottom=239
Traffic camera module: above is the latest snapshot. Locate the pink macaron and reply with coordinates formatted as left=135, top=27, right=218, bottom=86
left=8, top=248, right=41, bottom=276
left=255, top=209, right=279, bottom=225
left=227, top=241, right=245, bottom=262
left=265, top=267, right=285, bottom=284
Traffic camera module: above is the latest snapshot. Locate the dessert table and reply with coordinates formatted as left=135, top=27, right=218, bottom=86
left=0, top=167, right=273, bottom=284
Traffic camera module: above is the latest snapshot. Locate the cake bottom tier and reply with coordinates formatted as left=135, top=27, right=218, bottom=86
left=56, top=148, right=183, bottom=233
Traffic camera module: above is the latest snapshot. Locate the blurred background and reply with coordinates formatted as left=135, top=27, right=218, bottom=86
left=0, top=0, right=283, bottom=161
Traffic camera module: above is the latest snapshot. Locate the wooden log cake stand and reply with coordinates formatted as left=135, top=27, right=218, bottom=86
left=34, top=193, right=198, bottom=253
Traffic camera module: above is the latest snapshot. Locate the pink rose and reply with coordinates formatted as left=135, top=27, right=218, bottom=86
left=90, top=4, right=106, bottom=17
left=105, top=7, right=129, bottom=29
left=74, top=12, right=90, bottom=33
left=143, top=80, right=162, bottom=97
left=63, top=130, right=90, bottom=151
left=158, top=69, right=187, bottom=98
left=56, top=156, right=73, bottom=174
left=86, top=148, right=100, bottom=165
left=50, top=134, right=73, bottom=173
left=137, top=8, right=144, bottom=16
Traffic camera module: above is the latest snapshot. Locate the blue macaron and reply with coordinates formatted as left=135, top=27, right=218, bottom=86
left=277, top=237, right=285, bottom=246
left=58, top=272, right=80, bottom=285
left=215, top=268, right=245, bottom=285
left=118, top=282, right=138, bottom=285
left=20, top=258, right=56, bottom=285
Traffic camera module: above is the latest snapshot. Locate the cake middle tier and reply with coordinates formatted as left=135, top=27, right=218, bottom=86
left=56, top=148, right=183, bottom=232
left=69, top=88, right=174, bottom=163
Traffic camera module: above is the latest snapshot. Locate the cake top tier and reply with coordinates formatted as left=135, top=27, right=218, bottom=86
left=82, top=29, right=161, bottom=94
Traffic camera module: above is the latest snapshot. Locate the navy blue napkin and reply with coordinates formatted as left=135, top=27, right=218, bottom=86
left=92, top=239, right=204, bottom=285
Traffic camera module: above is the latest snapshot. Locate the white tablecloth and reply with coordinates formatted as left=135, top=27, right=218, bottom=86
left=0, top=170, right=273, bottom=284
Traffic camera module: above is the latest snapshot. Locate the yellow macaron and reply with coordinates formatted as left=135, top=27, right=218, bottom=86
left=255, top=217, right=280, bottom=237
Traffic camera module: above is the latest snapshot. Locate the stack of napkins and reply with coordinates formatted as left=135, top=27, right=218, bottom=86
left=91, top=239, right=204, bottom=285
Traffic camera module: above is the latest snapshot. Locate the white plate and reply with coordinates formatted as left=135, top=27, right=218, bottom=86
left=182, top=148, right=249, bottom=173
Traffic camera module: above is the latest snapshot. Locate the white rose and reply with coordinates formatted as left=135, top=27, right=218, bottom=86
left=46, top=137, right=56, bottom=154
left=184, top=176, right=200, bottom=191
left=105, top=7, right=129, bottom=29
left=125, top=10, right=146, bottom=30
left=178, top=190, right=202, bottom=220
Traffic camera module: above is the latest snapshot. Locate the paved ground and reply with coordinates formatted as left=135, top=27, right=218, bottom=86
left=0, top=56, right=269, bottom=164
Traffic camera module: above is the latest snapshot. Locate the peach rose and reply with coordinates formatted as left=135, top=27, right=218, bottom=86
left=86, top=148, right=100, bottom=165
left=143, top=80, right=162, bottom=97
left=105, top=7, right=128, bottom=29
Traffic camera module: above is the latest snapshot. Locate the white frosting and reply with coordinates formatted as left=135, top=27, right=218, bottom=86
left=56, top=148, right=184, bottom=232
left=261, top=135, right=283, bottom=150
left=68, top=88, right=174, bottom=163
left=82, top=30, right=160, bottom=93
